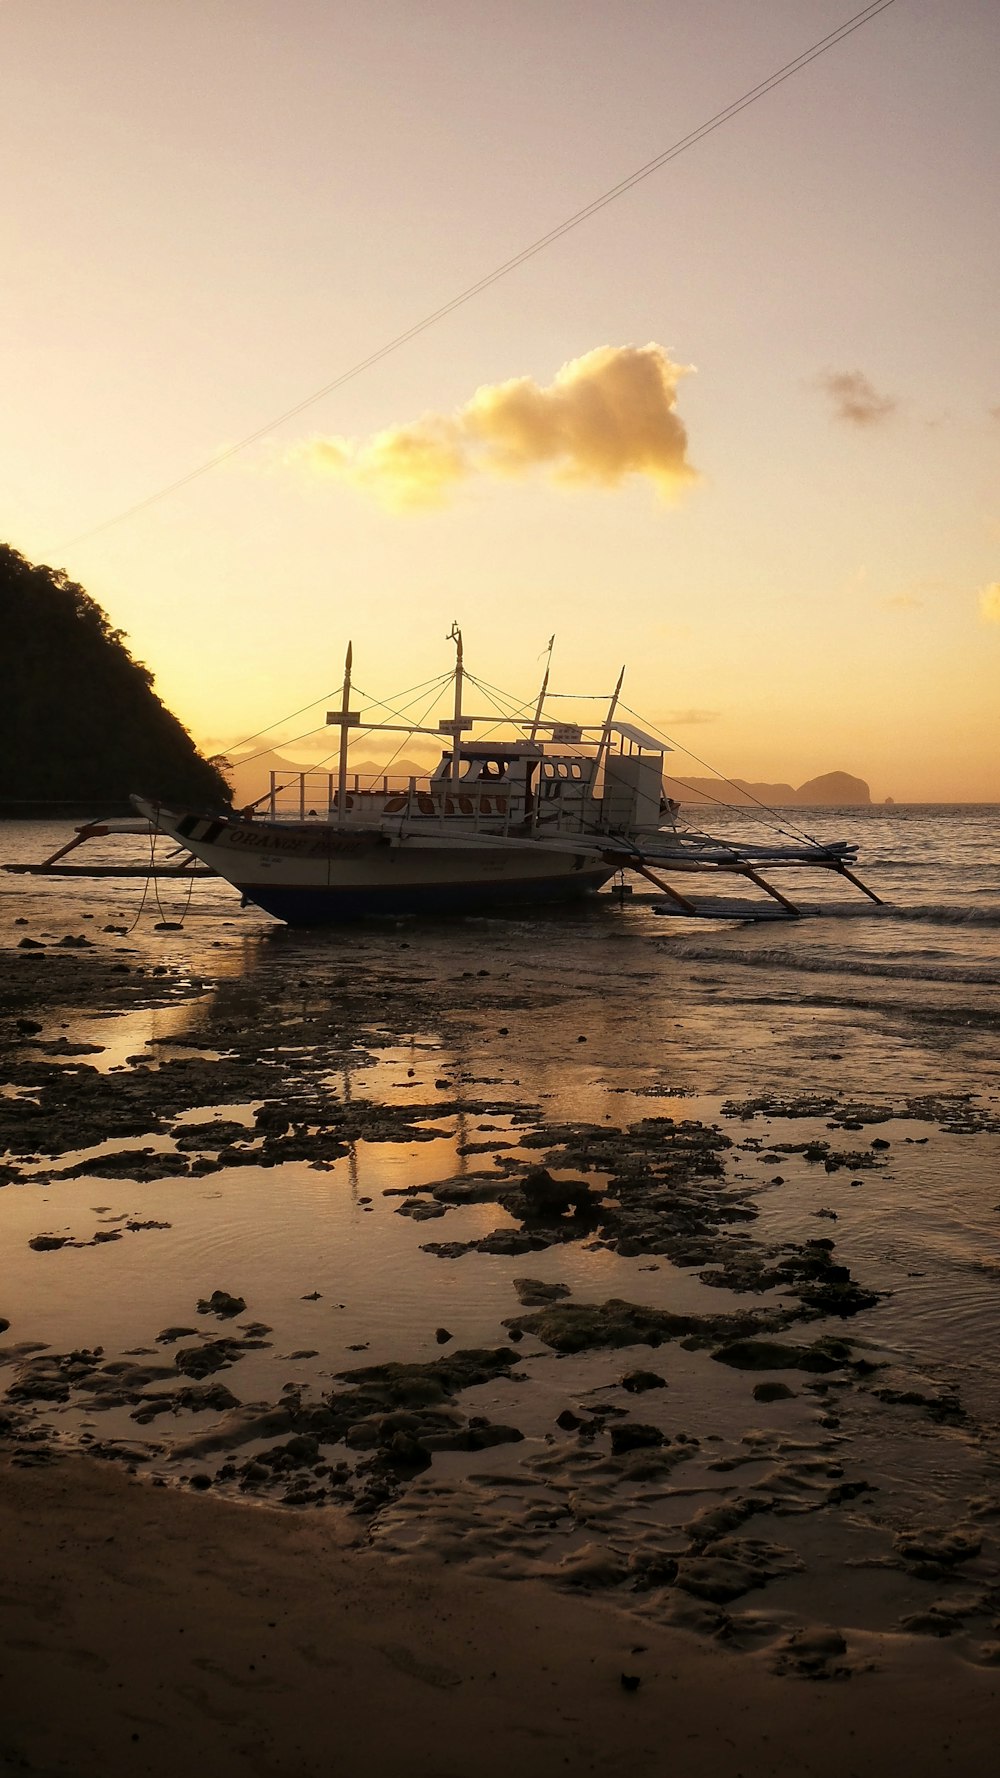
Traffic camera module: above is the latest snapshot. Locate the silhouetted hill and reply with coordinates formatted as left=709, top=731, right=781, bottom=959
left=1, top=544, right=231, bottom=815
left=667, top=769, right=871, bottom=806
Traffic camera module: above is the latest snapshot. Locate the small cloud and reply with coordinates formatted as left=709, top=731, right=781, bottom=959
left=293, top=344, right=699, bottom=510
left=663, top=708, right=718, bottom=725
left=817, top=369, right=897, bottom=427
left=979, top=583, right=1000, bottom=624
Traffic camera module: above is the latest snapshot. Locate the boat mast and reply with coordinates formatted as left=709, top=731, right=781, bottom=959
left=445, top=621, right=468, bottom=786
left=591, top=664, right=625, bottom=807
left=529, top=635, right=555, bottom=740
left=335, top=641, right=357, bottom=826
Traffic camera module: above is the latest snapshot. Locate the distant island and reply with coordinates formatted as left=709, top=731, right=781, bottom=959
left=667, top=770, right=871, bottom=807
left=1, top=544, right=230, bottom=817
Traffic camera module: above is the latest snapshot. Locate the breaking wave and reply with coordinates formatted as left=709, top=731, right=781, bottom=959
left=803, top=901, right=1000, bottom=928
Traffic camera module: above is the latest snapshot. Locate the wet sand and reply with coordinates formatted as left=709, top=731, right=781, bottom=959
left=2, top=1450, right=998, bottom=1778
left=3, top=844, right=1000, bottom=1769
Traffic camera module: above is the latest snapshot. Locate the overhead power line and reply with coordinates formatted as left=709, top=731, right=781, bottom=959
left=54, top=0, right=898, bottom=553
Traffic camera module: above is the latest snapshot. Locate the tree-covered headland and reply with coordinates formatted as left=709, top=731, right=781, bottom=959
left=1, top=544, right=231, bottom=815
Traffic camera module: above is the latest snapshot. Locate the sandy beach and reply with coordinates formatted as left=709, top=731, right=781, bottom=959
left=2, top=1450, right=998, bottom=1778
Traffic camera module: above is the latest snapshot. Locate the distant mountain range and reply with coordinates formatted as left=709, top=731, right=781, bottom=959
left=226, top=751, right=871, bottom=810
left=224, top=750, right=431, bottom=809
left=666, top=770, right=871, bottom=807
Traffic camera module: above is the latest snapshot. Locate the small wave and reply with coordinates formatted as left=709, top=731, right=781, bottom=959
left=665, top=938, right=1000, bottom=989
left=814, top=901, right=1000, bottom=928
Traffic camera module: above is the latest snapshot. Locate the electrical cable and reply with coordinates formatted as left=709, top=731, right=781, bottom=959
left=52, top=0, right=898, bottom=552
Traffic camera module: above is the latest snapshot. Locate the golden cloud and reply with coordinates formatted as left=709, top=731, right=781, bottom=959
left=296, top=344, right=698, bottom=509
left=979, top=583, right=1000, bottom=624
left=817, top=369, right=897, bottom=427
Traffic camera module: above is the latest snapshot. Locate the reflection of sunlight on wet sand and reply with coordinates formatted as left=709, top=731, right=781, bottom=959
left=1, top=1113, right=755, bottom=1427
left=64, top=997, right=215, bottom=1071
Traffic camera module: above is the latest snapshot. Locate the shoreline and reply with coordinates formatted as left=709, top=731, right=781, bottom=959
left=2, top=1451, right=998, bottom=1778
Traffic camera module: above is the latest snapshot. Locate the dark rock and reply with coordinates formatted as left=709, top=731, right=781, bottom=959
left=556, top=1409, right=584, bottom=1430
left=519, top=1167, right=595, bottom=1218
left=504, top=1299, right=694, bottom=1353
left=197, top=1291, right=247, bottom=1319
left=381, top=1431, right=432, bottom=1471
left=434, top=1328, right=453, bottom=1345
left=513, top=1277, right=572, bottom=1307
left=619, top=1673, right=641, bottom=1691
left=395, top=1200, right=448, bottom=1220
left=610, top=1423, right=665, bottom=1455
left=172, top=1121, right=253, bottom=1152
left=621, top=1369, right=667, bottom=1393
left=7, top=1368, right=71, bottom=1403
left=336, top=1348, right=515, bottom=1403
left=174, top=1341, right=242, bottom=1379
left=753, top=1381, right=795, bottom=1402
left=711, top=1337, right=853, bottom=1374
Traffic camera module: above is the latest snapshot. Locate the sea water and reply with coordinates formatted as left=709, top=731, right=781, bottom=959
left=2, top=806, right=999, bottom=1640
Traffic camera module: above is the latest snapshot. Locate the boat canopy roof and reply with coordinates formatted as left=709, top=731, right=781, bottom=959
left=454, top=740, right=545, bottom=759
left=609, top=720, right=670, bottom=753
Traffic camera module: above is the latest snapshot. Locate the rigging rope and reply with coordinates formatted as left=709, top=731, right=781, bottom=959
left=617, top=700, right=834, bottom=851
left=350, top=680, right=451, bottom=786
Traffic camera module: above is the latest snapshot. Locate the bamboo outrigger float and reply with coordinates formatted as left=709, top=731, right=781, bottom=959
left=6, top=630, right=882, bottom=923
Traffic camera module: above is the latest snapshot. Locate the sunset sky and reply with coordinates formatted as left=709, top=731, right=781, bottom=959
left=4, top=0, right=999, bottom=800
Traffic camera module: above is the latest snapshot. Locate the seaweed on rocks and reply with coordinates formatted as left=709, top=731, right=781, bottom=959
left=503, top=1297, right=798, bottom=1354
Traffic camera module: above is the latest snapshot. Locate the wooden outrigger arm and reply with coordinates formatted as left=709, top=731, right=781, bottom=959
left=727, top=863, right=801, bottom=917
left=830, top=860, right=884, bottom=904
left=4, top=818, right=210, bottom=879
left=627, top=859, right=701, bottom=914
left=604, top=831, right=883, bottom=921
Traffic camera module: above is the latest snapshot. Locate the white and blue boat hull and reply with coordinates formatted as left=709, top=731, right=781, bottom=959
left=135, top=803, right=614, bottom=923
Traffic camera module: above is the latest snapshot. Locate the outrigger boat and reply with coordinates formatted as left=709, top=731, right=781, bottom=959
left=115, top=627, right=879, bottom=925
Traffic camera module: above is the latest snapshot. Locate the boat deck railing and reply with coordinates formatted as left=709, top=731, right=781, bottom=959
left=263, top=769, right=603, bottom=840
